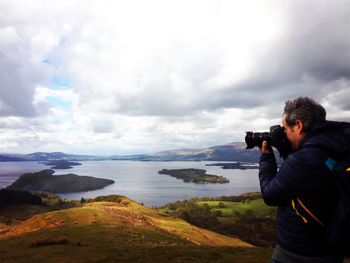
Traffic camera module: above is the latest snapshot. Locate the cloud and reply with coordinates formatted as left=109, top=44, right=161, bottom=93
left=91, top=118, right=114, bottom=133
left=237, top=0, right=350, bottom=106
left=0, top=0, right=349, bottom=154
left=51, top=0, right=283, bottom=118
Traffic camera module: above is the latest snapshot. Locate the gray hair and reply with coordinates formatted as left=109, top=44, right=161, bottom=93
left=284, top=97, right=326, bottom=132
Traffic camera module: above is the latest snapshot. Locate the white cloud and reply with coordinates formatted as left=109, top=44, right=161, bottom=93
left=0, top=0, right=349, bottom=154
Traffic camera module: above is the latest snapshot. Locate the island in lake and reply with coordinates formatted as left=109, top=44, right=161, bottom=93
left=159, top=168, right=229, bottom=184
left=206, top=162, right=259, bottom=170
left=7, top=169, right=114, bottom=193
left=44, top=160, right=82, bottom=169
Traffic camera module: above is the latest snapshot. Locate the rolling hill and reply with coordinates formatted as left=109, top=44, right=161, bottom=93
left=0, top=195, right=273, bottom=262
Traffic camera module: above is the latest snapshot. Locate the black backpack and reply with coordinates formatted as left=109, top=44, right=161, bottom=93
left=323, top=156, right=350, bottom=254
left=295, top=154, right=350, bottom=254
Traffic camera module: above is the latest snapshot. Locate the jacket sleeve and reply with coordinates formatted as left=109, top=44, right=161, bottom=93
left=259, top=152, right=303, bottom=206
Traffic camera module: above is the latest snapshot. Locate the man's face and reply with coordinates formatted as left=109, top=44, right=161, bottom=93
left=282, top=114, right=305, bottom=150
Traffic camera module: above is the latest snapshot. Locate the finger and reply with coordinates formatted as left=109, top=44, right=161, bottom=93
left=261, top=141, right=271, bottom=153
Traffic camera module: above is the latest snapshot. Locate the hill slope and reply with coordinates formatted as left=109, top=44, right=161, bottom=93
left=0, top=195, right=273, bottom=262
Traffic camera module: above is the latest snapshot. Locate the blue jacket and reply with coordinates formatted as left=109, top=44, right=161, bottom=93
left=259, top=120, right=350, bottom=256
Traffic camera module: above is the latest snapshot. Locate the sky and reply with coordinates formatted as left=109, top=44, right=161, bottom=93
left=0, top=0, right=350, bottom=155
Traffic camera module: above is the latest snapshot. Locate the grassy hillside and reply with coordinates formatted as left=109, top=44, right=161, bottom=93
left=157, top=195, right=350, bottom=263
left=0, top=195, right=274, bottom=263
left=157, top=193, right=277, bottom=247
left=195, top=199, right=276, bottom=216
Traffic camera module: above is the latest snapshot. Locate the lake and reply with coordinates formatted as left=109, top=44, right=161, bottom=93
left=0, top=161, right=260, bottom=207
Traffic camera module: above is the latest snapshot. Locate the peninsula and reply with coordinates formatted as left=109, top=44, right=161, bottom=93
left=206, top=162, right=259, bottom=170
left=7, top=169, right=114, bottom=193
left=159, top=168, right=229, bottom=184
left=44, top=160, right=82, bottom=169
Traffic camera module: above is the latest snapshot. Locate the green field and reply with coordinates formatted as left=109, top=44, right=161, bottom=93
left=159, top=199, right=277, bottom=217
left=196, top=199, right=276, bottom=216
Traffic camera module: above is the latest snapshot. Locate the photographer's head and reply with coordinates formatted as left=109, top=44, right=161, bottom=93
left=282, top=97, right=326, bottom=150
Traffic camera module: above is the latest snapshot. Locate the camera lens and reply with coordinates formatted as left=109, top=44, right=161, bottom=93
left=245, top=131, right=271, bottom=149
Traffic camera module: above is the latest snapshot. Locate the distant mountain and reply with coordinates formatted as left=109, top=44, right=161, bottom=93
left=26, top=152, right=109, bottom=161
left=27, top=152, right=72, bottom=161
left=112, top=142, right=261, bottom=162
left=0, top=142, right=261, bottom=162
left=0, top=152, right=109, bottom=162
left=0, top=155, right=27, bottom=161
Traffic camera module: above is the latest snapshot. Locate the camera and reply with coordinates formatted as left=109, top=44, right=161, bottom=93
left=245, top=125, right=293, bottom=159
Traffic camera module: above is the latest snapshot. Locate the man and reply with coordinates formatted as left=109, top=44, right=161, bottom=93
left=259, top=97, right=349, bottom=263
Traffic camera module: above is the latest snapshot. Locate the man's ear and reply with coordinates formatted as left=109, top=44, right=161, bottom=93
left=295, top=120, right=304, bottom=134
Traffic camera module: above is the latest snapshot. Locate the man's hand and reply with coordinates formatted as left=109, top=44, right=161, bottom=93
left=260, top=141, right=273, bottom=154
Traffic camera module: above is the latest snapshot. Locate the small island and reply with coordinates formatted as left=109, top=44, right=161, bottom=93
left=44, top=160, right=82, bottom=169
left=159, top=168, right=229, bottom=184
left=7, top=169, right=115, bottom=193
left=206, top=162, right=259, bottom=170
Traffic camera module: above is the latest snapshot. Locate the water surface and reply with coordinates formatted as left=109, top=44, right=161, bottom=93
left=0, top=161, right=260, bottom=206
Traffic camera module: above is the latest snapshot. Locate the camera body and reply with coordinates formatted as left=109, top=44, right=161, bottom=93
left=245, top=125, right=293, bottom=159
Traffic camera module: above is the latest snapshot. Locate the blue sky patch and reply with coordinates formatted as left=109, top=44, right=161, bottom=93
left=46, top=96, right=72, bottom=109
left=53, top=114, right=72, bottom=125
left=42, top=59, right=51, bottom=65
left=52, top=77, right=70, bottom=90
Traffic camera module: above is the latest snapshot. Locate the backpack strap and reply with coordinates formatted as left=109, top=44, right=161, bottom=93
left=291, top=197, right=324, bottom=226
left=291, top=198, right=308, bottom=224
left=296, top=197, right=324, bottom=226
left=291, top=157, right=350, bottom=227
left=290, top=157, right=337, bottom=226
